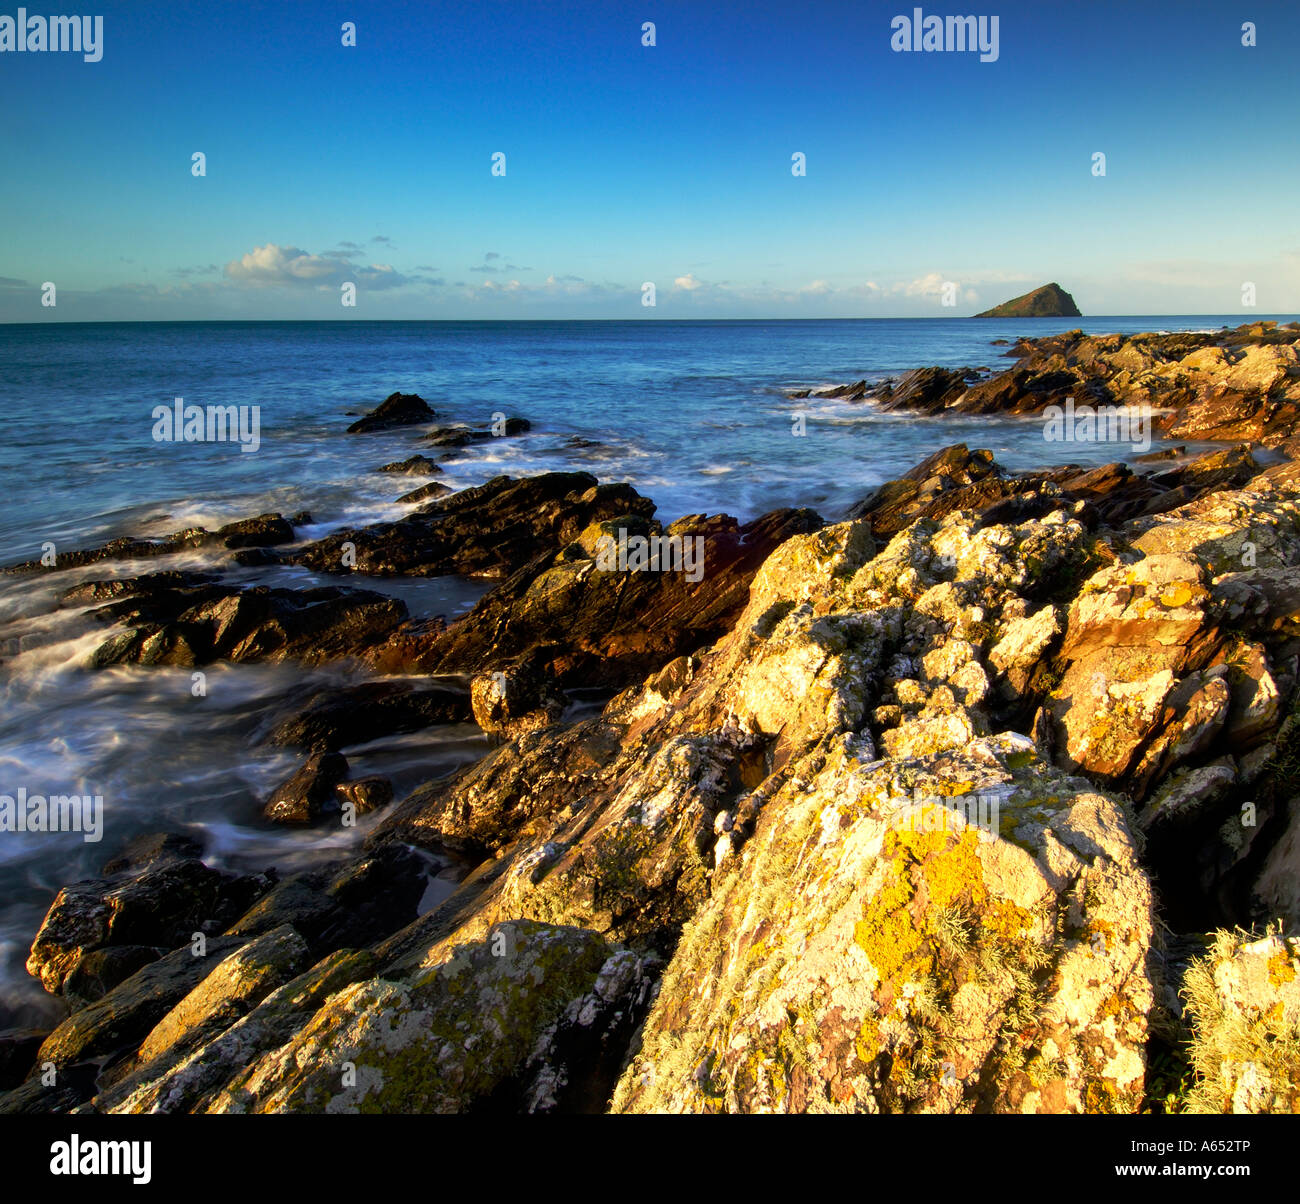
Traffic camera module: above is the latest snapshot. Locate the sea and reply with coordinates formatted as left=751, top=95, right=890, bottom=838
left=0, top=314, right=1287, bottom=1025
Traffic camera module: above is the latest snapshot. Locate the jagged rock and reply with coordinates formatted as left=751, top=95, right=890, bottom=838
left=26, top=851, right=266, bottom=996
left=86, top=583, right=407, bottom=669
left=396, top=480, right=454, bottom=503
left=263, top=752, right=349, bottom=825
left=291, top=473, right=655, bottom=579
left=3, top=513, right=304, bottom=573
left=198, top=921, right=648, bottom=1114
left=402, top=507, right=822, bottom=689
left=346, top=392, right=435, bottom=434
left=378, top=455, right=441, bottom=475
left=95, top=949, right=379, bottom=1114
left=470, top=660, right=567, bottom=740
left=267, top=679, right=470, bottom=752
left=33, top=937, right=248, bottom=1077
left=613, top=734, right=1155, bottom=1113
left=135, top=925, right=311, bottom=1067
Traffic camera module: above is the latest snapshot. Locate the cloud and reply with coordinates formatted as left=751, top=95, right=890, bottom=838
left=546, top=274, right=584, bottom=284
left=172, top=263, right=220, bottom=278
left=223, top=243, right=411, bottom=290
left=470, top=254, right=531, bottom=273
left=0, top=275, right=29, bottom=288
left=371, top=235, right=393, bottom=244
left=674, top=273, right=706, bottom=291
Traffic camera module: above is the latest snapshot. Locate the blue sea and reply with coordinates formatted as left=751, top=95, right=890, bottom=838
left=0, top=315, right=1284, bottom=1024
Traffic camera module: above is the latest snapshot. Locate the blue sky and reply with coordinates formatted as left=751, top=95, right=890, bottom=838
left=1, top=0, right=1297, bottom=320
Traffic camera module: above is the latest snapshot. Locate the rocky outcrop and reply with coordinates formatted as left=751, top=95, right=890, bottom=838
left=15, top=325, right=1300, bottom=1116
left=822, top=323, right=1300, bottom=451
left=346, top=392, right=435, bottom=434
left=3, top=512, right=308, bottom=574
left=974, top=282, right=1082, bottom=318
left=83, top=580, right=407, bottom=669
left=289, top=473, right=654, bottom=578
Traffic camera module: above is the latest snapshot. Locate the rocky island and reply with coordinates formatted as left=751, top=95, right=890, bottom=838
left=3, top=321, right=1300, bottom=1115
left=975, top=282, right=1082, bottom=318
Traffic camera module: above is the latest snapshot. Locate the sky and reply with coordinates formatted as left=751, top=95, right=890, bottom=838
left=1, top=0, right=1297, bottom=321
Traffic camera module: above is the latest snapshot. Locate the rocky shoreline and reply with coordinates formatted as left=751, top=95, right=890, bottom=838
left=3, top=321, right=1300, bottom=1114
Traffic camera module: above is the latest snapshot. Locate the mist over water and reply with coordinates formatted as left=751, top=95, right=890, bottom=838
left=0, top=316, right=1264, bottom=1023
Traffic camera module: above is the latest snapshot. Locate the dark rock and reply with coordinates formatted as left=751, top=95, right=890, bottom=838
left=33, top=937, right=247, bottom=1071
left=290, top=473, right=656, bottom=580
left=86, top=584, right=407, bottom=668
left=0, top=1030, right=47, bottom=1090
left=263, top=752, right=350, bottom=825
left=974, top=282, right=1082, bottom=318
left=346, top=392, right=435, bottom=434
left=378, top=454, right=442, bottom=475
left=396, top=480, right=454, bottom=504
left=267, top=679, right=471, bottom=752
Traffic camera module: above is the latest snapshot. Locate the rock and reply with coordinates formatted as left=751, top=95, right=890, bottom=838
left=291, top=473, right=655, bottom=579
left=263, top=752, right=349, bottom=825
left=872, top=368, right=983, bottom=414
left=470, top=659, right=567, bottom=740
left=396, top=480, right=453, bottom=503
left=0, top=1030, right=47, bottom=1090
left=4, top=513, right=302, bottom=573
left=95, top=949, right=379, bottom=1114
left=33, top=937, right=248, bottom=1074
left=267, top=679, right=470, bottom=752
left=26, top=854, right=265, bottom=996
left=613, top=734, right=1155, bottom=1113
left=1182, top=930, right=1300, bottom=1113
left=346, top=392, right=435, bottom=434
left=135, top=925, right=311, bottom=1067
left=335, top=777, right=394, bottom=816
left=378, top=455, right=442, bottom=475
left=198, top=921, right=643, bottom=1113
left=396, top=507, right=823, bottom=688
left=86, top=583, right=407, bottom=669
left=974, top=282, right=1082, bottom=318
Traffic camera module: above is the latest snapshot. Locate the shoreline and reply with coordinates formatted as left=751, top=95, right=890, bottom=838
left=3, top=318, right=1300, bottom=1114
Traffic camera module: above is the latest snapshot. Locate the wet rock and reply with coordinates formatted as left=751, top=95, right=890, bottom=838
left=263, top=752, right=350, bottom=825
left=346, top=392, right=435, bottom=434
left=470, top=658, right=567, bottom=740
left=87, top=583, right=407, bottom=668
left=378, top=455, right=442, bottom=475
left=267, top=679, right=470, bottom=752
left=27, top=854, right=266, bottom=996
left=4, top=513, right=303, bottom=573
left=396, top=480, right=454, bottom=504
left=403, top=507, right=822, bottom=688
left=291, top=473, right=654, bottom=579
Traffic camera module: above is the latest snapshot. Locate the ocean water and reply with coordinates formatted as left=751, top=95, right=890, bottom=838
left=0, top=315, right=1281, bottom=1026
